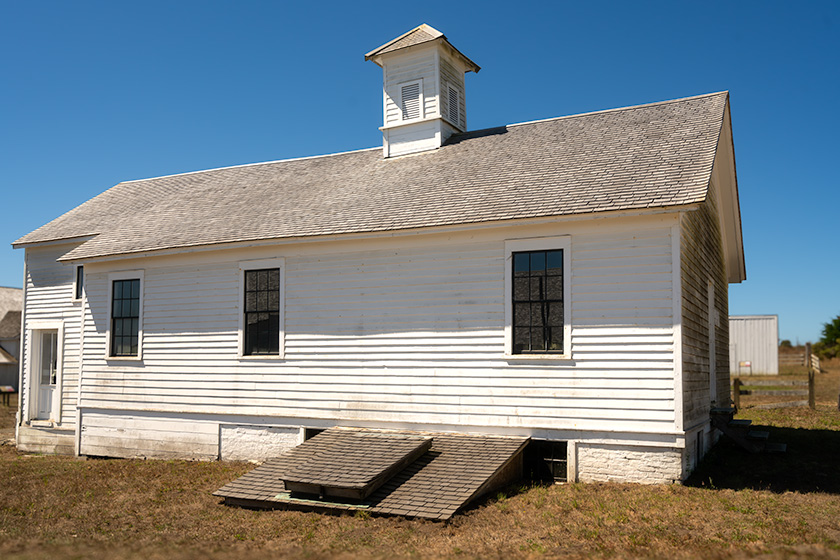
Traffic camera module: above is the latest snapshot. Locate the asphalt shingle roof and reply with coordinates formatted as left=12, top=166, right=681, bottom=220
left=370, top=26, right=439, bottom=56
left=14, top=92, right=728, bottom=262
left=0, top=311, right=22, bottom=339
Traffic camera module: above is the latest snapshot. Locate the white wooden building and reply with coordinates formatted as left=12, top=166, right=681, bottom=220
left=12, top=25, right=745, bottom=483
left=729, top=315, right=779, bottom=375
left=0, top=286, right=23, bottom=391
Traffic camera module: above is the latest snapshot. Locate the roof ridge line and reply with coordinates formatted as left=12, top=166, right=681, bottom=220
left=120, top=145, right=382, bottom=185
left=364, top=23, right=442, bottom=60
left=506, top=91, right=729, bottom=130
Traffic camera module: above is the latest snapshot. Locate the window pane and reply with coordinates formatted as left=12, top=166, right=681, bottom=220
left=529, top=277, right=543, bottom=301
left=547, top=302, right=563, bottom=326
left=513, top=277, right=529, bottom=301
left=243, top=268, right=281, bottom=356
left=548, top=326, right=564, bottom=352
left=545, top=276, right=563, bottom=300
left=514, top=253, right=530, bottom=274
left=546, top=250, right=563, bottom=275
left=513, top=327, right=530, bottom=354
left=76, top=266, right=84, bottom=299
left=267, top=269, right=279, bottom=290
left=530, top=303, right=545, bottom=327
left=245, top=292, right=257, bottom=312
left=110, top=279, right=140, bottom=357
left=513, top=303, right=530, bottom=328
left=511, top=249, right=565, bottom=354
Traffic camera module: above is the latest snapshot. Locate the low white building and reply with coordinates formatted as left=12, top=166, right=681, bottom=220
left=12, top=25, right=745, bottom=483
left=729, top=315, right=779, bottom=375
left=0, top=286, right=23, bottom=392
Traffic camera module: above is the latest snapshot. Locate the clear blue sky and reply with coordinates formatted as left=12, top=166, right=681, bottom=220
left=1, top=1, right=837, bottom=343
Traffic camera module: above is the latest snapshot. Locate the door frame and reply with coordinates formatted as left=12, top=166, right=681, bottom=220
left=26, top=321, right=64, bottom=424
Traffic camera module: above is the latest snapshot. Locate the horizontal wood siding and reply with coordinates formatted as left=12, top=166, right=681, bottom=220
left=681, top=181, right=730, bottom=428
left=80, top=409, right=219, bottom=459
left=384, top=48, right=438, bottom=126
left=22, top=245, right=83, bottom=427
left=439, top=54, right=465, bottom=130
left=79, top=223, right=678, bottom=439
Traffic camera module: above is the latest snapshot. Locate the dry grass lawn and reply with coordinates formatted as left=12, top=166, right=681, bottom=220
left=1, top=366, right=839, bottom=559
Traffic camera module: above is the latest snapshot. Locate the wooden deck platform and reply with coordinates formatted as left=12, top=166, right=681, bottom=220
left=214, top=427, right=528, bottom=520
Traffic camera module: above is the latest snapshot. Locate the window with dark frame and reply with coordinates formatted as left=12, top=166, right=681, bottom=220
left=110, top=278, right=140, bottom=357
left=75, top=266, right=84, bottom=300
left=512, top=249, right=564, bottom=354
left=244, top=268, right=280, bottom=356
left=524, top=440, right=568, bottom=483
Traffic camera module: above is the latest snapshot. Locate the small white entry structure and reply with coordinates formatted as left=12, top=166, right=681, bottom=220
left=12, top=25, right=746, bottom=483
left=729, top=315, right=779, bottom=375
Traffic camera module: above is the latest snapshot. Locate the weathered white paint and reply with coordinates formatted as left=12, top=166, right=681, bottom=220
left=576, top=443, right=683, bottom=483
left=220, top=424, right=300, bottom=461
left=19, top=212, right=723, bottom=482
left=74, top=219, right=677, bottom=436
left=729, top=315, right=779, bottom=375
left=378, top=41, right=471, bottom=157
left=19, top=243, right=83, bottom=429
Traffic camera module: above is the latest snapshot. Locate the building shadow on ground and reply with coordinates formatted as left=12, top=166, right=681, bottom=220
left=685, top=424, right=840, bottom=494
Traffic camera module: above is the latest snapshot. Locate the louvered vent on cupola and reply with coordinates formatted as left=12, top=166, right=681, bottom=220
left=447, top=84, right=460, bottom=126
left=365, top=24, right=480, bottom=158
left=400, top=81, right=422, bottom=120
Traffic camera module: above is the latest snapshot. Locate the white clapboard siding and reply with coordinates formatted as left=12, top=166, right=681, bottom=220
left=77, top=226, right=678, bottom=441
left=439, top=55, right=465, bottom=129
left=21, top=245, right=83, bottom=427
left=80, top=409, right=220, bottom=459
left=383, top=48, right=438, bottom=126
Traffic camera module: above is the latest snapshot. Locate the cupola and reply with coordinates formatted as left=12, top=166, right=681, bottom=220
left=365, top=24, right=480, bottom=158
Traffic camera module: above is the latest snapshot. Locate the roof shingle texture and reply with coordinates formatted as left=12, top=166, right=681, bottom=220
left=15, top=93, right=727, bottom=261
left=371, top=27, right=439, bottom=57
left=213, top=427, right=528, bottom=520
left=0, top=311, right=22, bottom=339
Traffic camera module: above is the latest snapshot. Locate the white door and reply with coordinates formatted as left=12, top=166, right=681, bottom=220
left=36, top=330, right=59, bottom=420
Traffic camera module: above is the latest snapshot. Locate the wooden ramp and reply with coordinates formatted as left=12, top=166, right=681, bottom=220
left=214, top=427, right=528, bottom=520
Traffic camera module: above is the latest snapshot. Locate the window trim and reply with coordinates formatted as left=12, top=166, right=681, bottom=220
left=504, top=236, right=572, bottom=361
left=72, top=265, right=84, bottom=302
left=106, top=270, right=144, bottom=362
left=398, top=79, right=424, bottom=122
left=238, top=258, right=285, bottom=360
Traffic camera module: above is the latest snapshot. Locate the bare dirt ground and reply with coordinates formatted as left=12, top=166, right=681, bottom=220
left=1, top=368, right=839, bottom=560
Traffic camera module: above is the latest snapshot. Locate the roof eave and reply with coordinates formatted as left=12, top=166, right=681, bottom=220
left=720, top=95, right=746, bottom=284
left=365, top=25, right=480, bottom=73
left=56, top=204, right=696, bottom=264
left=11, top=234, right=98, bottom=251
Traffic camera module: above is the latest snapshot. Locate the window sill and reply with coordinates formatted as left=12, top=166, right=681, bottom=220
left=504, top=353, right=573, bottom=363
left=106, top=356, right=143, bottom=365
left=238, top=354, right=286, bottom=361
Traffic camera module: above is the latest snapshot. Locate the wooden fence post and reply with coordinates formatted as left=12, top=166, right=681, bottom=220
left=808, top=369, right=815, bottom=410
left=733, top=378, right=741, bottom=411
left=805, top=343, right=811, bottom=367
